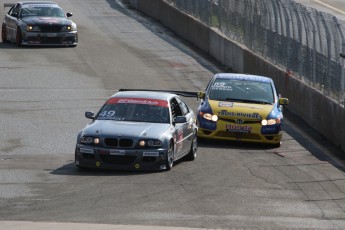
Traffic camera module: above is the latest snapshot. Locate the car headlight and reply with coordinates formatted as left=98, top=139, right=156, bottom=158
left=27, top=25, right=40, bottom=32
left=61, top=25, right=72, bottom=31
left=261, top=118, right=281, bottom=126
left=138, top=139, right=162, bottom=148
left=61, top=24, right=76, bottom=32
left=200, top=112, right=218, bottom=121
left=80, top=136, right=100, bottom=145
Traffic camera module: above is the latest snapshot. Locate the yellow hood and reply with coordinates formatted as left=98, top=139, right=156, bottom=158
left=210, top=100, right=274, bottom=120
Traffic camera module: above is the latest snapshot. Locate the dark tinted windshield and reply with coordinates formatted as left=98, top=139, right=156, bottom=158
left=21, top=5, right=65, bottom=18
left=96, top=98, right=170, bottom=123
left=209, top=79, right=274, bottom=104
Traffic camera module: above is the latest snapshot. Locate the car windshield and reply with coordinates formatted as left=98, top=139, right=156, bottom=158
left=96, top=98, right=170, bottom=123
left=208, top=79, right=274, bottom=104
left=20, top=5, right=65, bottom=18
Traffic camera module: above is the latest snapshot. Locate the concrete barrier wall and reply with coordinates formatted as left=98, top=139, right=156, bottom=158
left=134, top=0, right=210, bottom=54
left=131, top=0, right=345, bottom=153
left=210, top=28, right=245, bottom=73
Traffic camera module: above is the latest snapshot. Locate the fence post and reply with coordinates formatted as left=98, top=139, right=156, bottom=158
left=341, top=52, right=345, bottom=106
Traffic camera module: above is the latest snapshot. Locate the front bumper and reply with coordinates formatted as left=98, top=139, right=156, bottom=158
left=197, top=117, right=283, bottom=145
left=75, top=144, right=169, bottom=171
left=22, top=31, right=78, bottom=46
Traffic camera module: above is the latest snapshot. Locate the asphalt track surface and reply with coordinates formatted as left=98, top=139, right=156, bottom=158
left=294, top=0, right=345, bottom=21
left=1, top=0, right=345, bottom=229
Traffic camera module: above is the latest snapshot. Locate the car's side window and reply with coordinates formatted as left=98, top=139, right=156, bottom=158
left=10, top=4, right=21, bottom=17
left=170, top=98, right=183, bottom=119
left=8, top=5, right=16, bottom=15
left=176, top=97, right=189, bottom=116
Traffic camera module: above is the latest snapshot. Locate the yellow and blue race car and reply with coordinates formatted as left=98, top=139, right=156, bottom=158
left=197, top=73, right=289, bottom=147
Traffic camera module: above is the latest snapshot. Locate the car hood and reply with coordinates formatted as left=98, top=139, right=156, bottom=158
left=22, top=17, right=71, bottom=25
left=209, top=100, right=275, bottom=120
left=82, top=120, right=170, bottom=139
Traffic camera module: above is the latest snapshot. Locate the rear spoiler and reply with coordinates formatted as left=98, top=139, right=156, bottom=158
left=4, top=3, right=14, bottom=9
left=119, top=88, right=202, bottom=98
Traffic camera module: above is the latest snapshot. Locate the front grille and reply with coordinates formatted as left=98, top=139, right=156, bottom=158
left=41, top=25, right=62, bottom=32
left=119, top=139, right=133, bottom=147
left=104, top=138, right=134, bottom=148
left=216, top=131, right=262, bottom=140
left=218, top=118, right=260, bottom=124
left=100, top=155, right=136, bottom=165
left=105, top=138, right=118, bottom=147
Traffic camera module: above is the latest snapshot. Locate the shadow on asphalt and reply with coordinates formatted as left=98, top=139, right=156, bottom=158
left=0, top=42, right=75, bottom=49
left=284, top=109, right=345, bottom=171
left=50, top=162, right=163, bottom=176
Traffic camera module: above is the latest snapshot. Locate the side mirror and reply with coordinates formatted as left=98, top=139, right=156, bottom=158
left=197, top=91, right=205, bottom=100
left=279, top=98, right=289, bottom=105
left=11, top=12, right=18, bottom=18
left=173, top=116, right=187, bottom=124
left=66, top=12, right=73, bottom=17
left=85, top=111, right=95, bottom=119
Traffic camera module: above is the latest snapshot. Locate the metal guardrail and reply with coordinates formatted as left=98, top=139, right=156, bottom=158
left=165, top=0, right=345, bottom=106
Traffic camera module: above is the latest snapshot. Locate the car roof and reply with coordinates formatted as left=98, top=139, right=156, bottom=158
left=110, top=91, right=176, bottom=101
left=214, top=73, right=272, bottom=83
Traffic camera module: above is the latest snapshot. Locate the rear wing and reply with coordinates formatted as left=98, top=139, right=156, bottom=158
left=4, top=3, right=14, bottom=9
left=119, top=88, right=202, bottom=98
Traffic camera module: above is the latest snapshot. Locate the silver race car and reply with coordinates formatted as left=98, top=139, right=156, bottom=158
left=2, top=1, right=77, bottom=46
left=75, top=90, right=198, bottom=171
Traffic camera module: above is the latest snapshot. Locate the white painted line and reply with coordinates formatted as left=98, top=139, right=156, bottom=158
left=313, top=0, right=345, bottom=15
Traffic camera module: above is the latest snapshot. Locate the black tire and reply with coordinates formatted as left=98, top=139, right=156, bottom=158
left=165, top=143, right=174, bottom=170
left=185, top=131, right=197, bottom=161
left=16, top=27, right=22, bottom=47
left=1, top=24, right=8, bottom=43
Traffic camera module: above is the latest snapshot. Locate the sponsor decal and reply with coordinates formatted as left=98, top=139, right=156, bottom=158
left=110, top=149, right=125, bottom=155
left=98, top=110, right=124, bottom=121
left=218, top=74, right=270, bottom=83
left=79, top=148, right=94, bottom=154
left=226, top=124, right=252, bottom=133
left=96, top=161, right=101, bottom=167
left=211, top=82, right=232, bottom=91
left=143, top=152, right=159, bottom=157
left=27, top=4, right=56, bottom=7
left=218, top=102, right=234, bottom=108
left=107, top=98, right=168, bottom=107
left=135, top=164, right=140, bottom=169
left=219, top=110, right=262, bottom=119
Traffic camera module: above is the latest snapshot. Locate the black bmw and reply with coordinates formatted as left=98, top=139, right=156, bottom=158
left=2, top=1, right=78, bottom=46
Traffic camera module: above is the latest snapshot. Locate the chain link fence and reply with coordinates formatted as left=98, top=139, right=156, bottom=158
left=165, top=0, right=345, bottom=105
